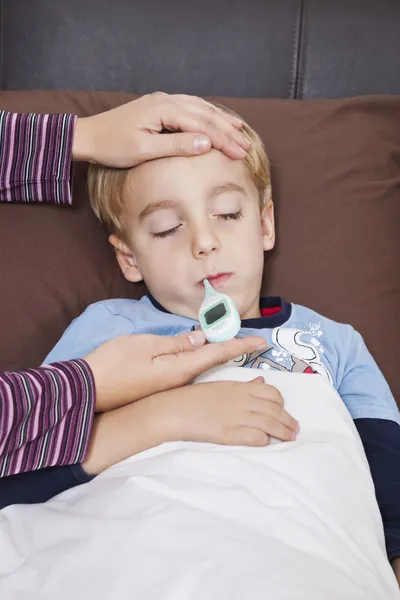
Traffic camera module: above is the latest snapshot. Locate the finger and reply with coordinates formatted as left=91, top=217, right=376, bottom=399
left=172, top=95, right=244, bottom=129
left=180, top=335, right=266, bottom=371
left=247, top=414, right=297, bottom=442
left=160, top=335, right=265, bottom=384
left=160, top=107, right=248, bottom=160
left=177, top=113, right=249, bottom=158
left=249, top=383, right=284, bottom=406
left=140, top=131, right=215, bottom=160
left=170, top=95, right=249, bottom=149
left=250, top=399, right=299, bottom=433
left=229, top=427, right=270, bottom=447
left=209, top=105, right=244, bottom=129
left=152, top=329, right=206, bottom=358
left=251, top=376, right=265, bottom=383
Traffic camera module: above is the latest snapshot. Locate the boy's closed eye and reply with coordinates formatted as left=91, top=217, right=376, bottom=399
left=151, top=210, right=244, bottom=239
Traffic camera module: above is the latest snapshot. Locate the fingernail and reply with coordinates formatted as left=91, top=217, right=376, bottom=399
left=188, top=329, right=206, bottom=345
left=291, top=432, right=297, bottom=441
left=232, top=116, right=244, bottom=127
left=194, top=136, right=211, bottom=152
left=296, top=422, right=300, bottom=434
left=256, top=342, right=267, bottom=350
left=242, top=133, right=251, bottom=146
left=237, top=144, right=247, bottom=155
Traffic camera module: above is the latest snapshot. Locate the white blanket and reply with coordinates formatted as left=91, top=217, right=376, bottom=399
left=0, top=369, right=398, bottom=599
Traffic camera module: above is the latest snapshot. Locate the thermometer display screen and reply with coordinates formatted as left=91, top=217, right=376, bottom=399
left=205, top=302, right=226, bottom=325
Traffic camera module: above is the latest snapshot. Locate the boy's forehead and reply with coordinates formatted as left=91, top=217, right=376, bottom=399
left=127, top=149, right=251, bottom=198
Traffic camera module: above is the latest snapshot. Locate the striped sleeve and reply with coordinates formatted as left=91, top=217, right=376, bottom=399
left=0, top=360, right=95, bottom=477
left=0, top=110, right=77, bottom=204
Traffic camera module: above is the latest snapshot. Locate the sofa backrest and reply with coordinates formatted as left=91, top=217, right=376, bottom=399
left=1, top=0, right=400, bottom=99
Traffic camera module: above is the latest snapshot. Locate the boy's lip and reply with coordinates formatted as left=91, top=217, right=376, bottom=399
left=198, top=273, right=233, bottom=288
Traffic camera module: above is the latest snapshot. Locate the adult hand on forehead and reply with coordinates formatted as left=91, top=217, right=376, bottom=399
left=72, top=92, right=250, bottom=167
left=84, top=329, right=266, bottom=412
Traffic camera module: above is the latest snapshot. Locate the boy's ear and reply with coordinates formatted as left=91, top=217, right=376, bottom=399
left=108, top=234, right=143, bottom=283
left=261, top=201, right=275, bottom=251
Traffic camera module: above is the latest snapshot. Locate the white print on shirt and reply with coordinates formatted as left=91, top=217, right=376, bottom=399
left=231, top=323, right=333, bottom=383
left=272, top=327, right=332, bottom=383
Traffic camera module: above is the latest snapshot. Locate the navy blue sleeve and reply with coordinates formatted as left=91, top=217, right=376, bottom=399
left=355, top=418, right=400, bottom=562
left=0, top=464, right=95, bottom=508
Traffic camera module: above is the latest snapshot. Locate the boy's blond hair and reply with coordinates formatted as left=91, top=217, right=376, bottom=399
left=88, top=104, right=272, bottom=237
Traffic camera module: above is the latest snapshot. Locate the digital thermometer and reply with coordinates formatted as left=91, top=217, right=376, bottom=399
left=198, top=279, right=241, bottom=343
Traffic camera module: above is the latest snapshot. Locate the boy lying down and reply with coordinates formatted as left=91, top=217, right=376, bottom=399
left=3, top=102, right=399, bottom=595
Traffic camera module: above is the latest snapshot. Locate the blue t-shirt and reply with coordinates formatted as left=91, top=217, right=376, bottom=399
left=44, top=295, right=400, bottom=425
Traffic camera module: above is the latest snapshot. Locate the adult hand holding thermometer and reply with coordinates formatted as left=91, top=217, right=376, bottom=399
left=198, top=279, right=241, bottom=343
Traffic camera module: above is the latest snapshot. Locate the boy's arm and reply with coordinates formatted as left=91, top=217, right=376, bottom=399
left=338, top=329, right=400, bottom=570
left=82, top=379, right=297, bottom=475
left=337, top=329, right=399, bottom=424
left=354, top=418, right=400, bottom=582
left=42, top=302, right=136, bottom=365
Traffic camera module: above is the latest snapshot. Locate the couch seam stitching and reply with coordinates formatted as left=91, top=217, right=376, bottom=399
left=293, top=0, right=306, bottom=99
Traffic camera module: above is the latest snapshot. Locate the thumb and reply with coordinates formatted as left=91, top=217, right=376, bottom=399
left=154, top=329, right=206, bottom=357
left=145, top=132, right=212, bottom=160
left=176, top=336, right=266, bottom=382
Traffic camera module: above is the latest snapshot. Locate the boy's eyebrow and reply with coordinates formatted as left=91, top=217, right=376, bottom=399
left=138, top=199, right=180, bottom=221
left=207, top=181, right=246, bottom=198
left=138, top=181, right=246, bottom=221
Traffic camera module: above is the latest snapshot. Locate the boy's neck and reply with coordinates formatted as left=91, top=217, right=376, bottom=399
left=147, top=294, right=292, bottom=329
left=239, top=297, right=262, bottom=320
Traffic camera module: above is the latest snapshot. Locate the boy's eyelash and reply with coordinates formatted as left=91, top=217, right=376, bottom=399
left=152, top=210, right=244, bottom=239
left=152, top=225, right=181, bottom=239
left=217, top=210, right=243, bottom=221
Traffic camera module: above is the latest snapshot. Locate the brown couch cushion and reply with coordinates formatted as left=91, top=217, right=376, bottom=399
left=0, top=91, right=399, bottom=406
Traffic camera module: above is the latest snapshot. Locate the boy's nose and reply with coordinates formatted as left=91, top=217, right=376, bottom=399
left=191, top=225, right=220, bottom=258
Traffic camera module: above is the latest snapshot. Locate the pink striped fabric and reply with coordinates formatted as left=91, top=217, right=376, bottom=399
left=0, top=361, right=95, bottom=477
left=0, top=110, right=77, bottom=203
left=0, top=110, right=95, bottom=476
